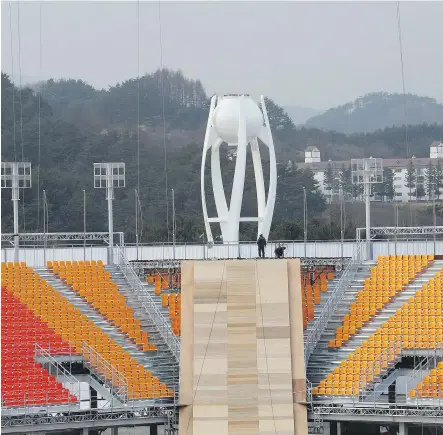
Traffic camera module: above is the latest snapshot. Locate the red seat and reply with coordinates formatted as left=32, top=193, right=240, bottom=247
left=1, top=286, right=79, bottom=407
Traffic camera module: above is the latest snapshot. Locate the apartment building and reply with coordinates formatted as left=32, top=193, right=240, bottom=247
left=298, top=141, right=443, bottom=202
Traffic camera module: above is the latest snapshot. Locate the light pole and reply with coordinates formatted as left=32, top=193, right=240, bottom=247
left=135, top=189, right=139, bottom=261
left=431, top=182, right=437, bottom=255
left=43, top=190, right=49, bottom=264
left=83, top=189, right=86, bottom=261
left=340, top=187, right=344, bottom=259
left=93, top=163, right=125, bottom=264
left=172, top=188, right=176, bottom=260
left=303, top=186, right=307, bottom=258
left=351, top=158, right=383, bottom=260
left=1, top=162, right=32, bottom=262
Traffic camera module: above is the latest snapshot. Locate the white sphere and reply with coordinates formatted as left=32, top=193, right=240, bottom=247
left=212, top=95, right=263, bottom=144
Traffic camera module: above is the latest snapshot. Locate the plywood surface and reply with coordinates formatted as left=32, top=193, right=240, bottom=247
left=180, top=259, right=307, bottom=435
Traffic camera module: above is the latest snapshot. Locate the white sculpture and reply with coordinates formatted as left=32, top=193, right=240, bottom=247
left=201, top=94, right=277, bottom=244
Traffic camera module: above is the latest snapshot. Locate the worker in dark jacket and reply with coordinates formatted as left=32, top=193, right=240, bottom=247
left=257, top=234, right=267, bottom=258
left=275, top=245, right=286, bottom=259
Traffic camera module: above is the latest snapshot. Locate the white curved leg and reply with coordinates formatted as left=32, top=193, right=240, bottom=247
left=251, top=138, right=266, bottom=229
left=226, top=99, right=248, bottom=242
left=211, top=138, right=228, bottom=239
left=201, top=96, right=217, bottom=243
left=258, top=96, right=277, bottom=239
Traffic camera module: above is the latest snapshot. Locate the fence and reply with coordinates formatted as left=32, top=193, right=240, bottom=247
left=81, top=342, right=128, bottom=404
left=114, top=246, right=180, bottom=367
left=304, top=241, right=365, bottom=365
left=34, top=344, right=81, bottom=408
left=2, top=238, right=443, bottom=267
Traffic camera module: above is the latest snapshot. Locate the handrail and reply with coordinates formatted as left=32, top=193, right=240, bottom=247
left=34, top=344, right=81, bottom=402
left=405, top=342, right=443, bottom=401
left=304, top=240, right=365, bottom=365
left=114, top=245, right=180, bottom=364
left=358, top=339, right=403, bottom=403
left=81, top=342, right=128, bottom=403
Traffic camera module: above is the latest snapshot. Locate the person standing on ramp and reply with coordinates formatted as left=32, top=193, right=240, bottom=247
left=257, top=234, right=267, bottom=258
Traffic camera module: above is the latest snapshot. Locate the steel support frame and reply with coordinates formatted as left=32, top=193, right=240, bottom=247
left=356, top=226, right=443, bottom=242
left=311, top=404, right=443, bottom=423
left=1, top=406, right=176, bottom=434
left=130, top=257, right=351, bottom=271
left=1, top=232, right=125, bottom=245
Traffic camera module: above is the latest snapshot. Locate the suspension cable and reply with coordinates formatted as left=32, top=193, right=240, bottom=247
left=8, top=2, right=17, bottom=163
left=16, top=1, right=26, bottom=231
left=157, top=0, right=169, bottom=243
left=396, top=1, right=409, bottom=159
left=136, top=0, right=140, bottom=196
left=37, top=1, right=43, bottom=231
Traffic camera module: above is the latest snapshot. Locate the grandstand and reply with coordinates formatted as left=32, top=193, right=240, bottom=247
left=1, top=232, right=443, bottom=434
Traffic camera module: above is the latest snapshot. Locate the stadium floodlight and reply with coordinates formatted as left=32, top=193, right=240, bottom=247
left=93, top=163, right=125, bottom=263
left=1, top=162, right=32, bottom=262
left=351, top=157, right=383, bottom=260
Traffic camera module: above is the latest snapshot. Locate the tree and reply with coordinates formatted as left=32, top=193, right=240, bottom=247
left=424, top=162, right=435, bottom=200
left=404, top=161, right=416, bottom=202
left=434, top=160, right=443, bottom=199
left=375, top=168, right=395, bottom=202
left=415, top=184, right=426, bottom=201
left=324, top=162, right=338, bottom=203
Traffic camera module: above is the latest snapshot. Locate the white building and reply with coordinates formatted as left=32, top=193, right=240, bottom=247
left=298, top=141, right=443, bottom=203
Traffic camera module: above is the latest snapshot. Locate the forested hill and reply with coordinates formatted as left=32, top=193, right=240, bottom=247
left=305, top=92, right=443, bottom=134
left=2, top=70, right=443, bottom=242
left=1, top=72, right=328, bottom=242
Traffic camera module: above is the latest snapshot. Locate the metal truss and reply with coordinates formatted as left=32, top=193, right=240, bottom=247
left=357, top=226, right=443, bottom=241
left=1, top=232, right=125, bottom=245
left=1, top=405, right=177, bottom=434
left=130, top=257, right=350, bottom=271
left=311, top=404, right=443, bottom=423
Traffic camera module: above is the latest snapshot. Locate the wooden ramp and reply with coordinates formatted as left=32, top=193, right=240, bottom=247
left=179, top=259, right=308, bottom=435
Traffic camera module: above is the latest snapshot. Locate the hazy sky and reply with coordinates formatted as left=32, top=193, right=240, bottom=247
left=2, top=1, right=443, bottom=110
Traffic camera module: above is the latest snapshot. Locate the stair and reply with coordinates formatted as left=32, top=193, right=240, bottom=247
left=305, top=260, right=375, bottom=376
left=306, top=259, right=443, bottom=385
left=33, top=267, right=179, bottom=395
left=104, top=265, right=180, bottom=389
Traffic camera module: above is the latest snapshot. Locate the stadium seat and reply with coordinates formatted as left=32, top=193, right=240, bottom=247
left=410, top=361, right=443, bottom=398
left=147, top=269, right=182, bottom=336
left=1, top=285, right=78, bottom=407
left=301, top=269, right=335, bottom=329
left=313, top=259, right=442, bottom=397
left=47, top=261, right=154, bottom=351
left=3, top=262, right=174, bottom=401
left=328, top=255, right=432, bottom=348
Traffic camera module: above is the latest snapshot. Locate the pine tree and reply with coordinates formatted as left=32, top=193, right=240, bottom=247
left=324, top=162, right=335, bottom=203
left=435, top=160, right=443, bottom=199
left=424, top=162, right=435, bottom=200
left=404, top=161, right=416, bottom=202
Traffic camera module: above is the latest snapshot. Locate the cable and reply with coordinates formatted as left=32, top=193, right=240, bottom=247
left=136, top=0, right=140, bottom=196
left=8, top=2, right=17, bottom=163
left=37, top=1, right=43, bottom=232
left=255, top=262, right=277, bottom=434
left=396, top=1, right=409, bottom=159
left=16, top=1, right=26, bottom=232
left=157, top=0, right=169, bottom=243
left=184, top=261, right=226, bottom=435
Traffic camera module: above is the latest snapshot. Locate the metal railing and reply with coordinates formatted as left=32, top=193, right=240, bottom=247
left=81, top=342, right=128, bottom=404
left=304, top=240, right=365, bottom=365
left=114, top=245, right=180, bottom=364
left=405, top=343, right=443, bottom=407
left=34, top=344, right=81, bottom=405
left=2, top=237, right=443, bottom=267
left=358, top=340, right=403, bottom=403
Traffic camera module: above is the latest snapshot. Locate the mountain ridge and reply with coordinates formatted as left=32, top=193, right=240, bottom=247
left=304, top=92, right=443, bottom=134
